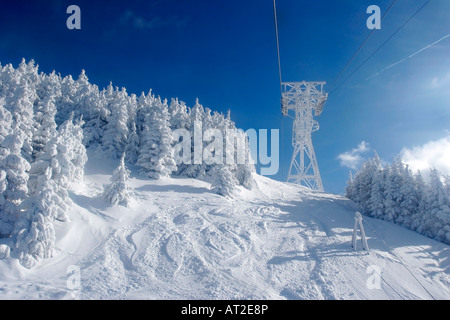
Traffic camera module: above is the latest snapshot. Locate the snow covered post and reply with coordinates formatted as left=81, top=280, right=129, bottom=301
left=352, top=215, right=358, bottom=250
left=352, top=211, right=369, bottom=253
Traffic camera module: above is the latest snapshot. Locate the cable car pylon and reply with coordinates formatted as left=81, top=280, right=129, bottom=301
left=281, top=82, right=327, bottom=191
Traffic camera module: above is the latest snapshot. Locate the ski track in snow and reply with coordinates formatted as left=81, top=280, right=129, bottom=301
left=0, top=154, right=449, bottom=300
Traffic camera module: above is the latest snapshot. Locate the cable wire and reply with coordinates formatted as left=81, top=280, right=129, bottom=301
left=330, top=0, right=431, bottom=95
left=330, top=0, right=398, bottom=92
left=273, top=0, right=285, bottom=180
left=273, top=0, right=283, bottom=94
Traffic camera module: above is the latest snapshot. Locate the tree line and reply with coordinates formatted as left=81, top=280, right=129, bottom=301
left=0, top=59, right=255, bottom=267
left=346, top=153, right=450, bottom=245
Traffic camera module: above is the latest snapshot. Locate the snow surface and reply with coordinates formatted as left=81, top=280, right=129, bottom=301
left=0, top=151, right=448, bottom=300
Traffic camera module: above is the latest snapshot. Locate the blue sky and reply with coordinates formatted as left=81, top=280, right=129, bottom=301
left=0, top=0, right=449, bottom=194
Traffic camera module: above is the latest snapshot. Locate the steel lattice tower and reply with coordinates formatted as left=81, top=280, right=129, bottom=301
left=282, top=81, right=328, bottom=192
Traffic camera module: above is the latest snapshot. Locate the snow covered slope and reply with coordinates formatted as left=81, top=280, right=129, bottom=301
left=0, top=152, right=448, bottom=300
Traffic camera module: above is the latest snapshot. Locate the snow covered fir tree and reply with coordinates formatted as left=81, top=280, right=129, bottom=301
left=136, top=93, right=177, bottom=179
left=103, top=154, right=132, bottom=207
left=0, top=59, right=255, bottom=268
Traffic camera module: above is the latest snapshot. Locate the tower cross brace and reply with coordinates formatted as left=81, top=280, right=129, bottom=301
left=281, top=81, right=328, bottom=192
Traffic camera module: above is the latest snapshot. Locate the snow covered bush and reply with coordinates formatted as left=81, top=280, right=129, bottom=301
left=103, top=154, right=132, bottom=207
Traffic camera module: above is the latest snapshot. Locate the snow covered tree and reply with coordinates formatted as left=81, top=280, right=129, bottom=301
left=135, top=91, right=150, bottom=131
left=235, top=157, right=256, bottom=190
left=32, top=70, right=62, bottom=157
left=0, top=99, right=12, bottom=145
left=17, top=59, right=40, bottom=88
left=347, top=152, right=382, bottom=213
left=178, top=98, right=205, bottom=178
left=397, top=165, right=419, bottom=228
left=52, top=113, right=87, bottom=188
left=36, top=70, right=62, bottom=103
left=68, top=71, right=108, bottom=147
left=136, top=95, right=177, bottom=179
left=420, top=169, right=450, bottom=242
left=169, top=97, right=190, bottom=131
left=209, top=164, right=238, bottom=197
left=168, top=98, right=190, bottom=176
left=14, top=164, right=59, bottom=268
left=445, top=176, right=450, bottom=199
left=103, top=154, right=132, bottom=207
left=55, top=74, right=76, bottom=125
left=442, top=176, right=450, bottom=243
left=409, top=171, right=427, bottom=231
left=31, top=94, right=58, bottom=160
left=102, top=85, right=129, bottom=158
left=0, top=168, right=8, bottom=234
left=0, top=63, right=16, bottom=99
left=127, top=93, right=138, bottom=131
left=223, top=126, right=255, bottom=190
left=367, top=165, right=386, bottom=218
left=31, top=140, right=71, bottom=222
left=73, top=70, right=97, bottom=121
left=345, top=170, right=357, bottom=201
left=14, top=201, right=56, bottom=269
left=6, top=77, right=37, bottom=162
left=125, top=122, right=140, bottom=165
left=383, top=158, right=404, bottom=222
left=0, top=135, right=30, bottom=237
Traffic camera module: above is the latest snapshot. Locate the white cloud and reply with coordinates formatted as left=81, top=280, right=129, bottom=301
left=400, top=134, right=450, bottom=177
left=429, top=73, right=450, bottom=89
left=337, top=141, right=370, bottom=170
